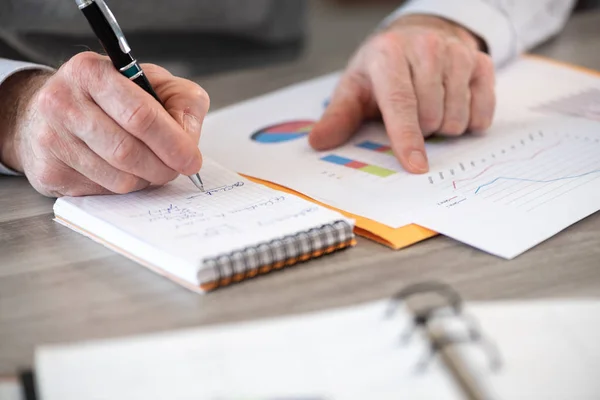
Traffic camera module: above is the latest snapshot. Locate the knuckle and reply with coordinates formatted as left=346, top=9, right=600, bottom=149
left=477, top=52, right=494, bottom=71
left=370, top=31, right=403, bottom=60
left=78, top=114, right=100, bottom=137
left=372, top=31, right=395, bottom=50
left=37, top=128, right=60, bottom=150
left=69, top=51, right=100, bottom=67
left=36, top=81, right=81, bottom=126
left=111, top=135, right=140, bottom=168
left=419, top=32, right=443, bottom=54
left=36, top=82, right=64, bottom=115
left=123, top=102, right=159, bottom=134
left=448, top=41, right=475, bottom=68
left=63, top=52, right=108, bottom=90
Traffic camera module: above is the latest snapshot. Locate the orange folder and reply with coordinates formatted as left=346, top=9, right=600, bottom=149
left=244, top=175, right=437, bottom=250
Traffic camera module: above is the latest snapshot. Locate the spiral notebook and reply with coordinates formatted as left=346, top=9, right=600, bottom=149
left=52, top=158, right=356, bottom=292
left=30, top=282, right=600, bottom=400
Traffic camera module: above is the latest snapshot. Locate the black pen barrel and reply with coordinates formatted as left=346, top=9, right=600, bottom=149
left=80, top=1, right=133, bottom=68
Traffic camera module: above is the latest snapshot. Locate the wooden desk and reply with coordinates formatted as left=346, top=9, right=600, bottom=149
left=1, top=2, right=600, bottom=377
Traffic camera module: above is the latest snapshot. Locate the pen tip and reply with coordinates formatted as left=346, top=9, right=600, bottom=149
left=189, top=173, right=205, bottom=192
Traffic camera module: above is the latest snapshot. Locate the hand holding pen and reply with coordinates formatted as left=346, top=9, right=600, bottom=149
left=75, top=0, right=206, bottom=191
left=0, top=43, right=209, bottom=198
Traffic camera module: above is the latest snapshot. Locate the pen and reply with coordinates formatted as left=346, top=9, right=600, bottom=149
left=74, top=0, right=205, bottom=192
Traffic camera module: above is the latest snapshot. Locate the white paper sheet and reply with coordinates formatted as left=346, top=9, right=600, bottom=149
left=412, top=115, right=600, bottom=258
left=201, top=57, right=600, bottom=258
left=35, top=300, right=464, bottom=400
left=433, top=300, right=600, bottom=399
left=0, top=379, right=22, bottom=400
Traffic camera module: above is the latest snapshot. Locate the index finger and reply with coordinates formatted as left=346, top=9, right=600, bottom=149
left=368, top=38, right=428, bottom=174
left=72, top=53, right=202, bottom=176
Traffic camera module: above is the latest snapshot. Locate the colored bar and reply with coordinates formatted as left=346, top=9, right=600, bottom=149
left=255, top=132, right=306, bottom=143
left=321, top=154, right=396, bottom=177
left=357, top=140, right=393, bottom=153
left=377, top=146, right=394, bottom=155
left=346, top=160, right=368, bottom=169
left=321, top=154, right=353, bottom=166
left=357, top=141, right=383, bottom=151
left=375, top=146, right=392, bottom=153
left=359, top=165, right=396, bottom=177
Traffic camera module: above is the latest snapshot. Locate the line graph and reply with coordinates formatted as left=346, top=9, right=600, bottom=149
left=452, top=141, right=562, bottom=190
left=429, top=130, right=600, bottom=213
left=474, top=169, right=600, bottom=194
left=427, top=130, right=548, bottom=186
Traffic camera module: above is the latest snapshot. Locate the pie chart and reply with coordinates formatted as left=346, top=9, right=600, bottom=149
left=251, top=120, right=315, bottom=144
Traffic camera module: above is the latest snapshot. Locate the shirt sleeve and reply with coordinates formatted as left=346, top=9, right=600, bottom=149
left=382, top=0, right=578, bottom=67
left=0, top=58, right=54, bottom=176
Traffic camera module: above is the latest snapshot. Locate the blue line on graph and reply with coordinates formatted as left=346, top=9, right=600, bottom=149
left=474, top=169, right=600, bottom=194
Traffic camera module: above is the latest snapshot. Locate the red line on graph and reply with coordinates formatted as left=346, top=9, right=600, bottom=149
left=452, top=141, right=562, bottom=190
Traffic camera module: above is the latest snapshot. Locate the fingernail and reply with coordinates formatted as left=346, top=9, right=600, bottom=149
left=183, top=112, right=201, bottom=137
left=408, top=150, right=428, bottom=172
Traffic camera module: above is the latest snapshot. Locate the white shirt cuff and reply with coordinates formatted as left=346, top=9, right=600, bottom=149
left=0, top=59, right=54, bottom=176
left=381, top=0, right=517, bottom=67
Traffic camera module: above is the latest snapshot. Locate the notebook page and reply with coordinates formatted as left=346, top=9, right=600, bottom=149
left=54, top=158, right=352, bottom=276
left=35, top=300, right=465, bottom=400
left=432, top=300, right=600, bottom=400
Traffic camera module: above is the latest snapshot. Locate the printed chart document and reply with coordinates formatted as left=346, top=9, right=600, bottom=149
left=201, top=56, right=600, bottom=258
left=53, top=158, right=356, bottom=292
left=413, top=115, right=600, bottom=258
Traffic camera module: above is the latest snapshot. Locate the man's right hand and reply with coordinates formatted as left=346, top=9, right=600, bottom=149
left=0, top=51, right=209, bottom=197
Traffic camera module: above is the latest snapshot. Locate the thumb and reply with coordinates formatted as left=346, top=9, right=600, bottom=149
left=309, top=74, right=368, bottom=150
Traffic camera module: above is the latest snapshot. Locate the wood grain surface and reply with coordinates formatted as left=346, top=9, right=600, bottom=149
left=1, top=1, right=599, bottom=377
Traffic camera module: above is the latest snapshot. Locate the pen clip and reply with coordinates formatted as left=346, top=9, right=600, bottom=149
left=92, top=0, right=131, bottom=54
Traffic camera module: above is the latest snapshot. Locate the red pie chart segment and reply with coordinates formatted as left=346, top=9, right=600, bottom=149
left=251, top=120, right=315, bottom=143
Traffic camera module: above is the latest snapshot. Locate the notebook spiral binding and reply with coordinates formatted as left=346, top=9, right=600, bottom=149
left=386, top=281, right=503, bottom=373
left=200, top=220, right=355, bottom=291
